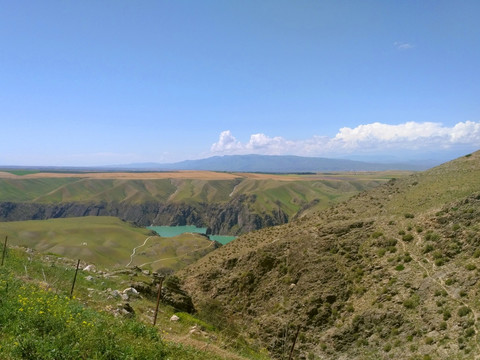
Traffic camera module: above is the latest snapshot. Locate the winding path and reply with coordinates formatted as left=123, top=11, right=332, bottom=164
left=126, top=236, right=155, bottom=267
left=137, top=240, right=215, bottom=268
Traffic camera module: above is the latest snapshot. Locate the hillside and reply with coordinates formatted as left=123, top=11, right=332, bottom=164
left=0, top=171, right=401, bottom=235
left=0, top=216, right=219, bottom=272
left=0, top=246, right=269, bottom=359
left=180, top=151, right=480, bottom=359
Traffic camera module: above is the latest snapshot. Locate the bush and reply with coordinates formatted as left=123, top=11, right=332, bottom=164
left=404, top=213, right=415, bottom=219
left=458, top=306, right=471, bottom=317
left=403, top=294, right=420, bottom=309
left=435, top=258, right=445, bottom=266
left=402, top=234, right=414, bottom=242
left=425, top=232, right=440, bottom=241
left=423, top=244, right=434, bottom=253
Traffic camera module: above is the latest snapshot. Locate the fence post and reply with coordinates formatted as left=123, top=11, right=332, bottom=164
left=153, top=276, right=165, bottom=326
left=70, top=259, right=81, bottom=299
left=288, top=325, right=301, bottom=360
left=1, top=236, right=7, bottom=266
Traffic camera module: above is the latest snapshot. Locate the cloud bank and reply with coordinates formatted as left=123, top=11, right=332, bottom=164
left=210, top=121, right=480, bottom=159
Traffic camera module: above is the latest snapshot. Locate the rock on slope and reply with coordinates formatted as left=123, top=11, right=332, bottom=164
left=180, top=151, right=480, bottom=359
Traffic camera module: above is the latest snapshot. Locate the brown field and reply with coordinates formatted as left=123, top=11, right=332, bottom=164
left=0, top=170, right=410, bottom=181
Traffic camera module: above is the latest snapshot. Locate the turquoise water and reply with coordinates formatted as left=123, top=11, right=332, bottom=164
left=209, top=235, right=237, bottom=245
left=147, top=225, right=236, bottom=244
left=147, top=225, right=207, bottom=237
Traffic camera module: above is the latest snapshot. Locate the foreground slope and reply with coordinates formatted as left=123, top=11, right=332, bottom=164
left=0, top=247, right=268, bottom=360
left=180, top=151, right=480, bottom=359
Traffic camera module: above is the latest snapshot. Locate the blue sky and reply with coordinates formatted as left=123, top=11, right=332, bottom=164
left=1, top=1, right=479, bottom=166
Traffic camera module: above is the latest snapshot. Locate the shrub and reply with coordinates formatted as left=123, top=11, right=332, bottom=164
left=423, top=244, right=434, bottom=253
left=403, top=294, right=420, bottom=309
left=404, top=213, right=415, bottom=219
left=458, top=306, right=471, bottom=317
left=465, top=264, right=476, bottom=271
left=402, top=234, right=414, bottom=242
left=445, top=278, right=454, bottom=285
left=435, top=258, right=445, bottom=266
left=425, top=232, right=440, bottom=241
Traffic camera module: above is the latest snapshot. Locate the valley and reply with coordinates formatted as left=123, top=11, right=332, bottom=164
left=2, top=153, right=479, bottom=359
left=0, top=170, right=402, bottom=235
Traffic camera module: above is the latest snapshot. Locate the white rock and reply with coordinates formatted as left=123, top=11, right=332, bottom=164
left=85, top=275, right=94, bottom=281
left=170, top=315, right=180, bottom=322
left=123, top=287, right=139, bottom=296
left=83, top=264, right=96, bottom=272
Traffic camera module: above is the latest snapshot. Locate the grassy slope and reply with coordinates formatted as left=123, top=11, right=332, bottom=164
left=0, top=247, right=267, bottom=360
left=180, top=151, right=480, bottom=359
left=0, top=217, right=217, bottom=271
left=125, top=233, right=218, bottom=273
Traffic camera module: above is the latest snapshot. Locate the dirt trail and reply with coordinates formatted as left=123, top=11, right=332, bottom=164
left=138, top=241, right=215, bottom=268
left=126, top=236, right=155, bottom=267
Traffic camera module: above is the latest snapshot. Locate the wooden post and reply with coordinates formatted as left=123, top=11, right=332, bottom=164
left=70, top=259, right=81, bottom=299
left=1, top=236, right=7, bottom=266
left=153, top=276, right=165, bottom=326
left=288, top=325, right=301, bottom=360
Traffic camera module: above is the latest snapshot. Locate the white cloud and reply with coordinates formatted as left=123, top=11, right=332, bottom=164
left=210, top=130, right=242, bottom=152
left=210, top=121, right=480, bottom=158
left=394, top=41, right=414, bottom=50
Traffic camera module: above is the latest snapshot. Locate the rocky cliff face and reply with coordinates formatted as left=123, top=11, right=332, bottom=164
left=0, top=194, right=289, bottom=235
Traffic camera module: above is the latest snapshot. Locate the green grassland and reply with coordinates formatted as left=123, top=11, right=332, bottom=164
left=0, top=217, right=218, bottom=271
left=124, top=233, right=218, bottom=273
left=0, top=246, right=266, bottom=359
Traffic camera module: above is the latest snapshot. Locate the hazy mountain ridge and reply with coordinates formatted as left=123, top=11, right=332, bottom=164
left=180, top=151, right=480, bottom=359
left=114, top=154, right=433, bottom=172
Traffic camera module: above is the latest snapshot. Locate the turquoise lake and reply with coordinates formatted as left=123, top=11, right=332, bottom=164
left=147, top=225, right=236, bottom=245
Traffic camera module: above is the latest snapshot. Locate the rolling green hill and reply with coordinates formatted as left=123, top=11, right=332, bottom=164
left=180, top=151, right=480, bottom=359
left=0, top=216, right=218, bottom=272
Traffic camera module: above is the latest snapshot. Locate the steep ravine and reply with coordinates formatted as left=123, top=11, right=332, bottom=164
left=0, top=195, right=289, bottom=235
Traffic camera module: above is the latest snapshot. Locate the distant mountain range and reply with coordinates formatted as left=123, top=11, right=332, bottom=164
left=113, top=154, right=438, bottom=172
